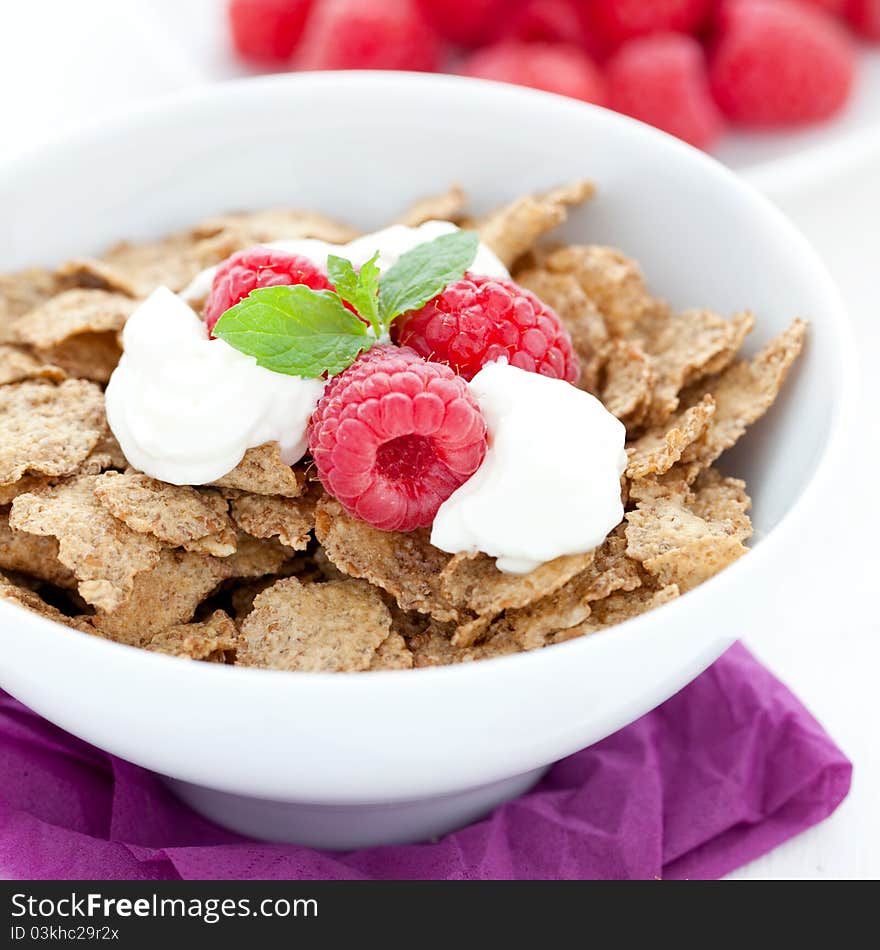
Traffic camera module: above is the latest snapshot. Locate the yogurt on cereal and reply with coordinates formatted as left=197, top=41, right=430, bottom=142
left=105, top=287, right=325, bottom=486
left=431, top=360, right=627, bottom=574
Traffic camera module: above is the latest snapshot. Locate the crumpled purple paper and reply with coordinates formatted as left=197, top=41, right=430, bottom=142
left=0, top=643, right=851, bottom=880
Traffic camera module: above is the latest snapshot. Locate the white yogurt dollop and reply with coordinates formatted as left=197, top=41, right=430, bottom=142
left=105, top=287, right=324, bottom=485
left=181, top=220, right=509, bottom=304
left=431, top=361, right=627, bottom=574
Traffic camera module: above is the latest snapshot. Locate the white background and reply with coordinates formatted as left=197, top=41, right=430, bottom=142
left=1, top=0, right=877, bottom=879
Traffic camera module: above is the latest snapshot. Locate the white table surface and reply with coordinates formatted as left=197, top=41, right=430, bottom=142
left=2, top=0, right=877, bottom=880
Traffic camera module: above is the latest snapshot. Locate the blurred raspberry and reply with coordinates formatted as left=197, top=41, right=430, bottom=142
left=309, top=345, right=487, bottom=532
left=794, top=0, right=846, bottom=14
left=495, top=0, right=600, bottom=53
left=416, top=0, right=510, bottom=46
left=709, top=0, right=856, bottom=126
left=228, top=0, right=313, bottom=63
left=297, top=0, right=441, bottom=71
left=846, top=0, right=880, bottom=37
left=587, top=0, right=712, bottom=50
left=460, top=40, right=605, bottom=103
left=606, top=32, right=724, bottom=149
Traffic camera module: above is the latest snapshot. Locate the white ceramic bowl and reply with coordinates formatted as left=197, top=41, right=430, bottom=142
left=0, top=73, right=856, bottom=849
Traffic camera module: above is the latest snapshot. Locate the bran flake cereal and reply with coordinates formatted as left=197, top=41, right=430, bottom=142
left=229, top=491, right=316, bottom=551
left=10, top=476, right=164, bottom=612
left=192, top=209, right=359, bottom=246
left=0, top=345, right=66, bottom=387
left=315, top=495, right=459, bottom=621
left=639, top=309, right=756, bottom=426
left=0, top=380, right=105, bottom=486
left=85, top=549, right=235, bottom=645
left=12, top=289, right=136, bottom=382
left=94, top=471, right=237, bottom=556
left=601, top=339, right=655, bottom=430
left=0, top=512, right=78, bottom=589
left=490, top=527, right=641, bottom=650
left=0, top=184, right=804, bottom=669
left=145, top=610, right=239, bottom=662
left=57, top=229, right=247, bottom=299
left=439, top=549, right=595, bottom=618
left=678, top=320, right=807, bottom=471
left=0, top=573, right=92, bottom=633
left=239, top=576, right=393, bottom=673
left=0, top=268, right=59, bottom=344
left=553, top=584, right=681, bottom=642
left=211, top=444, right=307, bottom=497
left=475, top=180, right=595, bottom=267
left=394, top=185, right=466, bottom=227
left=537, top=245, right=659, bottom=338
left=625, top=394, right=716, bottom=479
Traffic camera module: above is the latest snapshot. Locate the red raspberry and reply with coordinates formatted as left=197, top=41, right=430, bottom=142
left=460, top=41, right=605, bottom=103
left=709, top=0, right=856, bottom=126
left=392, top=274, right=580, bottom=383
left=318, top=340, right=415, bottom=409
left=204, top=247, right=334, bottom=334
left=309, top=345, right=487, bottom=532
left=587, top=0, right=711, bottom=51
left=416, top=0, right=509, bottom=46
left=846, top=0, right=880, bottom=38
left=606, top=33, right=724, bottom=150
left=296, top=0, right=441, bottom=71
left=495, top=0, right=594, bottom=48
left=796, top=0, right=845, bottom=14
left=227, top=0, right=313, bottom=63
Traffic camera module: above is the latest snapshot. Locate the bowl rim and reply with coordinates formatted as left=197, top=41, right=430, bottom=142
left=0, top=70, right=860, bottom=691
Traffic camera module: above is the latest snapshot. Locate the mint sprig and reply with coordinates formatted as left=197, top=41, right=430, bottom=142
left=327, top=251, right=381, bottom=337
left=378, top=230, right=479, bottom=323
left=212, top=285, right=370, bottom=378
left=213, top=230, right=478, bottom=379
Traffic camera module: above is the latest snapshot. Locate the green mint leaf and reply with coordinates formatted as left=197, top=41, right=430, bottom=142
left=378, top=230, right=479, bottom=325
left=213, top=285, right=370, bottom=378
left=327, top=251, right=381, bottom=335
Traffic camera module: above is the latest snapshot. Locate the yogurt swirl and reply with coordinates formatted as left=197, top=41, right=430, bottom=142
left=105, top=287, right=324, bottom=486
left=431, top=361, right=627, bottom=574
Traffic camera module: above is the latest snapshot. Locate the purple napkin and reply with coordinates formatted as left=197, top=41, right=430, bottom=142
left=0, top=643, right=850, bottom=880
